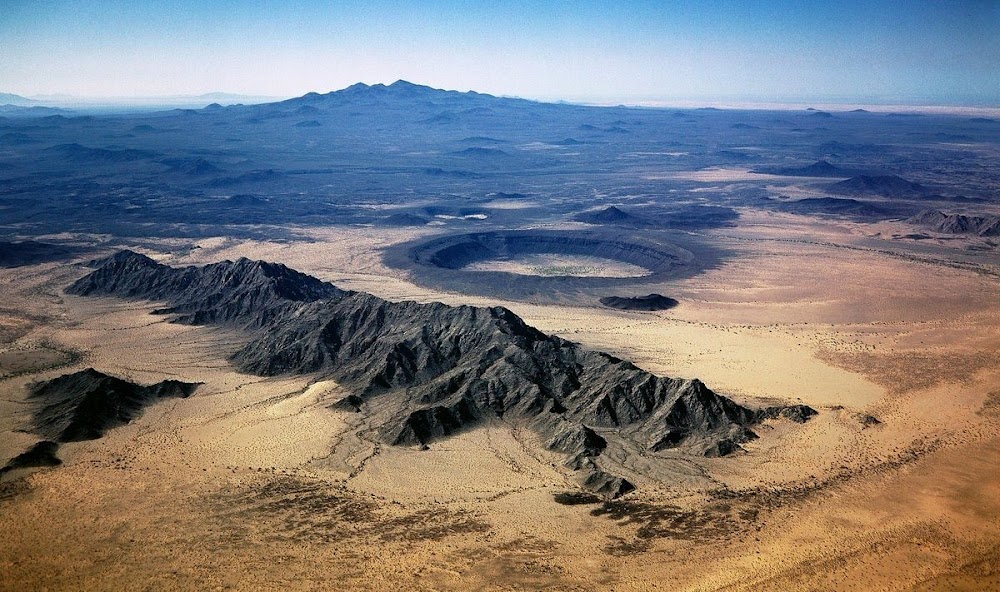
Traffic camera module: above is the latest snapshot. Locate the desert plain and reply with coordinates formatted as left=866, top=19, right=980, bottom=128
left=1, top=83, right=998, bottom=591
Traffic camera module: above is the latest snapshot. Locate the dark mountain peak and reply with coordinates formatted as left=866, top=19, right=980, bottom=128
left=26, top=368, right=200, bottom=443
left=908, top=209, right=1000, bottom=236
left=338, top=81, right=430, bottom=97
left=808, top=159, right=837, bottom=172
left=595, top=206, right=631, bottom=220
left=68, top=251, right=344, bottom=329
left=828, top=174, right=925, bottom=198
left=102, top=249, right=160, bottom=268
left=451, top=146, right=508, bottom=157
left=574, top=206, right=644, bottom=226
left=68, top=253, right=816, bottom=497
left=77, top=366, right=109, bottom=379
left=223, top=257, right=341, bottom=299
left=47, top=142, right=160, bottom=163
left=388, top=79, right=430, bottom=92
left=909, top=208, right=945, bottom=224
left=161, top=156, right=220, bottom=175
left=282, top=81, right=501, bottom=110
left=0, top=441, right=62, bottom=476
left=752, top=160, right=869, bottom=178
left=6, top=368, right=199, bottom=475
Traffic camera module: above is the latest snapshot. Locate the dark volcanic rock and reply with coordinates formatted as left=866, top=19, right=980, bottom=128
left=768, top=197, right=899, bottom=220
left=0, top=441, right=62, bottom=476
left=600, top=294, right=679, bottom=311
left=46, top=143, right=159, bottom=163
left=575, top=206, right=738, bottom=231
left=226, top=194, right=268, bottom=207
left=68, top=251, right=817, bottom=497
left=379, top=213, right=430, bottom=226
left=575, top=206, right=641, bottom=225
left=0, top=241, right=78, bottom=268
left=67, top=250, right=344, bottom=327
left=28, top=368, right=200, bottom=443
left=208, top=169, right=287, bottom=187
left=450, top=147, right=509, bottom=157
left=3, top=369, right=200, bottom=475
left=827, top=175, right=926, bottom=198
left=751, top=160, right=866, bottom=177
left=161, top=157, right=220, bottom=175
left=332, top=394, right=365, bottom=412
left=579, top=464, right=635, bottom=499
left=908, top=209, right=1000, bottom=237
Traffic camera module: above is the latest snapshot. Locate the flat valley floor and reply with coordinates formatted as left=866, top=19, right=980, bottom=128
left=1, top=212, right=998, bottom=591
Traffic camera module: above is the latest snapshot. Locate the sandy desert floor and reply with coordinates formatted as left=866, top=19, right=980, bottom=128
left=1, top=213, right=998, bottom=591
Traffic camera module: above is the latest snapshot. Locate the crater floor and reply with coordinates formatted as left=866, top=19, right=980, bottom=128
left=463, top=254, right=652, bottom=278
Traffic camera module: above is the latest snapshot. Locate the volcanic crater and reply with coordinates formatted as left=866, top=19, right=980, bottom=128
left=385, top=229, right=718, bottom=301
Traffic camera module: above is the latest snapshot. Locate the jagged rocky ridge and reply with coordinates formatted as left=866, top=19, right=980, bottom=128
left=67, top=251, right=816, bottom=496
left=908, top=209, right=1000, bottom=237
left=2, top=368, right=200, bottom=475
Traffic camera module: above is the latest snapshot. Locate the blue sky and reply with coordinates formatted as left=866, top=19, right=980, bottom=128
left=1, top=0, right=998, bottom=105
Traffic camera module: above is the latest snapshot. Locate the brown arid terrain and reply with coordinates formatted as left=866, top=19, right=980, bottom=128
left=2, top=210, right=998, bottom=591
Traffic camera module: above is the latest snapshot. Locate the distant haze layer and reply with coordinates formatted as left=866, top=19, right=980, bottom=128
left=1, top=0, right=997, bottom=106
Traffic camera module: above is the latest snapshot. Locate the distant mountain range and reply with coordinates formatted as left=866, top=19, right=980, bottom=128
left=253, top=80, right=543, bottom=120
left=751, top=160, right=872, bottom=178
left=0, top=91, right=280, bottom=110
left=0, top=82, right=484, bottom=112
left=0, top=104, right=73, bottom=117
left=0, top=92, right=39, bottom=106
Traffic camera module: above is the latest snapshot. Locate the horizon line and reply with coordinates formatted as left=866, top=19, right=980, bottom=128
left=4, top=80, right=999, bottom=117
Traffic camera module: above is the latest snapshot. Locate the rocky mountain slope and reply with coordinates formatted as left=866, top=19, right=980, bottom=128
left=67, top=251, right=816, bottom=496
left=2, top=368, right=200, bottom=475
left=908, top=209, right=1000, bottom=236
left=827, top=174, right=926, bottom=198
left=751, top=160, right=869, bottom=177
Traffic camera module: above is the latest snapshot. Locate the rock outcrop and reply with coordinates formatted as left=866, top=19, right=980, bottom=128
left=599, top=294, right=679, bottom=311
left=908, top=209, right=1000, bottom=237
left=2, top=368, right=200, bottom=475
left=28, top=368, right=200, bottom=443
left=827, top=175, right=926, bottom=198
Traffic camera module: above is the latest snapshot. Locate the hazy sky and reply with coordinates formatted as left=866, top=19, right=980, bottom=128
left=2, top=0, right=998, bottom=105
